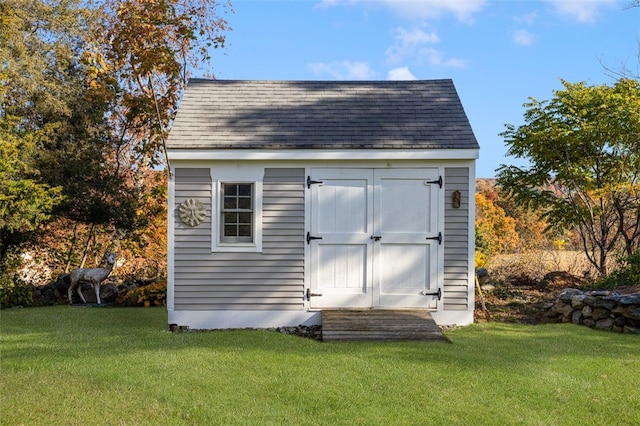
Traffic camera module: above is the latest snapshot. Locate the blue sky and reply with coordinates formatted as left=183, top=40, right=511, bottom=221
left=202, top=0, right=640, bottom=178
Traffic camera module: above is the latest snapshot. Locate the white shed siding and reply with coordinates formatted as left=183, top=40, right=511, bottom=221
left=173, top=167, right=305, bottom=310
left=443, top=167, right=471, bottom=310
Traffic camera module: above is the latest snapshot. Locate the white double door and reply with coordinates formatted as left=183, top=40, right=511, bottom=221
left=308, top=168, right=441, bottom=309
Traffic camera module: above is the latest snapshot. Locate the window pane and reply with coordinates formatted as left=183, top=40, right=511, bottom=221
left=224, top=225, right=237, bottom=236
left=224, top=212, right=238, bottom=224
left=223, top=184, right=237, bottom=196
left=238, top=197, right=251, bottom=209
left=238, top=212, right=252, bottom=224
left=238, top=225, right=252, bottom=237
left=224, top=197, right=237, bottom=209
left=238, top=184, right=252, bottom=196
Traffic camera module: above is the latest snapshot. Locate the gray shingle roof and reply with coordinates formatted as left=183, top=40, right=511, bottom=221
left=167, top=79, right=479, bottom=150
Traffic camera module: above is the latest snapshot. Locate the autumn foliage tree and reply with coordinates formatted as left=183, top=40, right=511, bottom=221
left=475, top=191, right=520, bottom=257
left=87, top=0, right=231, bottom=169
left=1, top=0, right=232, bottom=289
left=498, top=78, right=640, bottom=275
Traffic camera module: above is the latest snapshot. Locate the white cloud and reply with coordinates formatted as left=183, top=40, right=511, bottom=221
left=386, top=25, right=466, bottom=68
left=514, top=10, right=538, bottom=26
left=421, top=48, right=467, bottom=68
left=543, top=0, right=617, bottom=23
left=513, top=29, right=538, bottom=46
left=386, top=26, right=439, bottom=63
left=308, top=61, right=377, bottom=79
left=387, top=67, right=417, bottom=80
left=317, top=0, right=487, bottom=22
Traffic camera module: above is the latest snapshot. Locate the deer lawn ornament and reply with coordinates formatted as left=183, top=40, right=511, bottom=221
left=68, top=252, right=117, bottom=305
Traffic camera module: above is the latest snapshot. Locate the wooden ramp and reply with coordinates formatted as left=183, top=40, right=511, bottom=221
left=321, top=309, right=447, bottom=342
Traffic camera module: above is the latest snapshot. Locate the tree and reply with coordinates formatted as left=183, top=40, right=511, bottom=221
left=0, top=132, right=62, bottom=238
left=475, top=192, right=521, bottom=256
left=0, top=0, right=95, bottom=259
left=497, top=79, right=640, bottom=275
left=1, top=0, right=232, bottom=283
left=87, top=0, right=232, bottom=170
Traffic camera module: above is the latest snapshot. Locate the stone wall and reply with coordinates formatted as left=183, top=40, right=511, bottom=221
left=31, top=274, right=121, bottom=306
left=546, top=288, right=640, bottom=334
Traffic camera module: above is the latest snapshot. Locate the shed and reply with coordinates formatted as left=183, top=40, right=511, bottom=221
left=166, top=79, right=479, bottom=329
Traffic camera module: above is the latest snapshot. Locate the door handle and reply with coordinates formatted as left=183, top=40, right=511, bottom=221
left=370, top=235, right=382, bottom=241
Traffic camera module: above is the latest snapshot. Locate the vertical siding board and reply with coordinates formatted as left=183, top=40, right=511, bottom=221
left=173, top=167, right=305, bottom=310
left=444, top=167, right=470, bottom=310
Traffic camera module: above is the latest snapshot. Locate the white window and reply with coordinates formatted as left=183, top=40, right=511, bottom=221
left=211, top=167, right=263, bottom=252
left=220, top=182, right=254, bottom=243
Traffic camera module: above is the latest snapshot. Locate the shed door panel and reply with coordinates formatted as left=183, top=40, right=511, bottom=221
left=374, top=169, right=439, bottom=308
left=309, top=169, right=373, bottom=308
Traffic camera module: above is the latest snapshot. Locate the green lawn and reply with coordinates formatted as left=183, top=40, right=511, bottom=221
left=1, top=306, right=638, bottom=425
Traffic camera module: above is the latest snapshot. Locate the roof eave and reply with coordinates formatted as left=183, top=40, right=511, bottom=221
left=167, top=148, right=479, bottom=161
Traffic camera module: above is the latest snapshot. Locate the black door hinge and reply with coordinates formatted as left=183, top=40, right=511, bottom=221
left=307, top=176, right=324, bottom=189
left=421, top=288, right=442, bottom=300
left=426, top=176, right=443, bottom=188
left=306, top=232, right=323, bottom=245
left=426, top=232, right=442, bottom=245
left=306, top=288, right=323, bottom=300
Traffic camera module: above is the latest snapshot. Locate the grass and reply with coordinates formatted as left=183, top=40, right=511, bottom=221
left=1, top=306, right=639, bottom=425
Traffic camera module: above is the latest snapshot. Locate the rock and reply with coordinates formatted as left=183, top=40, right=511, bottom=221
left=481, top=284, right=495, bottom=292
left=476, top=268, right=491, bottom=286
left=595, top=318, right=614, bottom=331
left=571, top=294, right=587, bottom=309
left=56, top=273, right=71, bottom=288
left=613, top=316, right=627, bottom=326
left=619, top=295, right=640, bottom=305
left=592, top=297, right=617, bottom=311
left=582, top=305, right=593, bottom=318
left=276, top=324, right=323, bottom=340
left=82, top=283, right=119, bottom=304
left=582, top=295, right=598, bottom=307
left=583, top=318, right=595, bottom=328
left=559, top=288, right=583, bottom=302
left=623, top=325, right=639, bottom=334
left=476, top=268, right=488, bottom=278
left=615, top=305, right=640, bottom=321
left=545, top=306, right=562, bottom=318
left=591, top=308, right=611, bottom=321
left=571, top=310, right=584, bottom=325
left=558, top=302, right=575, bottom=318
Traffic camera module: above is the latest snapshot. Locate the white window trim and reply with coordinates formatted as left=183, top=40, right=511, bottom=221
left=211, top=166, right=263, bottom=253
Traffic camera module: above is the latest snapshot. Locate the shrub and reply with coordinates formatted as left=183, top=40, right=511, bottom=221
left=475, top=251, right=488, bottom=268
left=117, top=280, right=167, bottom=307
left=595, top=250, right=640, bottom=289
left=0, top=279, right=34, bottom=308
left=0, top=250, right=34, bottom=308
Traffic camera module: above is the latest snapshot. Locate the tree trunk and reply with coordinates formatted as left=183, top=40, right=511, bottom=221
left=64, top=222, right=80, bottom=273
left=79, top=223, right=96, bottom=268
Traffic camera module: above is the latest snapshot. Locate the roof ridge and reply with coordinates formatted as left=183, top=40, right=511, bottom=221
left=186, top=78, right=454, bottom=85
